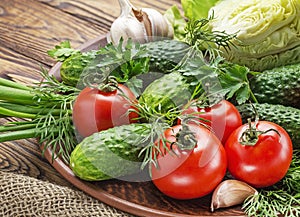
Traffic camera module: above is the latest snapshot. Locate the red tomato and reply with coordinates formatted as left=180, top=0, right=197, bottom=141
left=151, top=124, right=227, bottom=200
left=180, top=100, right=242, bottom=144
left=72, top=84, right=138, bottom=138
left=225, top=121, right=293, bottom=188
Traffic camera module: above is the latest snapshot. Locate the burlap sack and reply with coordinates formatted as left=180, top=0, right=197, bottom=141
left=0, top=171, right=135, bottom=217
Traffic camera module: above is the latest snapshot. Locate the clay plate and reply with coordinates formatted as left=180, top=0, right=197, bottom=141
left=45, top=35, right=246, bottom=217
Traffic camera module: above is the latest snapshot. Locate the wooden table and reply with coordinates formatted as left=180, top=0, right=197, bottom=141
left=0, top=0, right=181, bottom=216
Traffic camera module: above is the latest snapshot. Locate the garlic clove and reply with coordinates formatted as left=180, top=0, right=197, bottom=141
left=142, top=8, right=174, bottom=38
left=211, top=179, right=258, bottom=212
left=108, top=15, right=147, bottom=44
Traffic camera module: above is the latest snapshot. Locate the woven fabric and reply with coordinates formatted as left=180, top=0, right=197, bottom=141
left=0, top=171, right=134, bottom=217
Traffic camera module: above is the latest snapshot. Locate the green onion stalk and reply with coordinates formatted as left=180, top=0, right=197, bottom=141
left=0, top=69, right=79, bottom=163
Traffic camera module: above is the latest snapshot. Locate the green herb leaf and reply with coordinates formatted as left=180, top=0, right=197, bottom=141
left=243, top=151, right=300, bottom=217
left=47, top=41, right=80, bottom=62
left=0, top=68, right=78, bottom=163
left=184, top=17, right=237, bottom=60
left=216, top=62, right=256, bottom=104
left=181, top=0, right=219, bottom=20
left=79, top=39, right=150, bottom=88
left=126, top=77, right=144, bottom=97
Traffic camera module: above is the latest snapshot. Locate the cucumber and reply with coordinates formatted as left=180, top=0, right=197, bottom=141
left=60, top=51, right=98, bottom=87
left=60, top=40, right=190, bottom=87
left=250, top=63, right=300, bottom=108
left=138, top=71, right=191, bottom=123
left=144, top=39, right=190, bottom=72
left=237, top=103, right=300, bottom=149
left=69, top=123, right=152, bottom=181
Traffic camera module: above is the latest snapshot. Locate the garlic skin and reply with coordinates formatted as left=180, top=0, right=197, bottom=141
left=107, top=0, right=174, bottom=45
left=211, top=179, right=258, bottom=212
left=141, top=8, right=174, bottom=38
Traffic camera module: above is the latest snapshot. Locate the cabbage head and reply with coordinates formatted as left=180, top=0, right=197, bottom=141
left=208, top=0, right=300, bottom=71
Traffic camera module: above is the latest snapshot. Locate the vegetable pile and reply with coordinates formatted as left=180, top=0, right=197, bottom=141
left=1, top=0, right=300, bottom=216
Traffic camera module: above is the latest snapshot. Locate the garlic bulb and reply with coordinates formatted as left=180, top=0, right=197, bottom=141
left=107, top=0, right=174, bottom=45
left=211, top=179, right=258, bottom=212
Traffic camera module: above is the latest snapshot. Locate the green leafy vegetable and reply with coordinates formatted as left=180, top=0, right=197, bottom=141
left=184, top=16, right=237, bottom=59
left=215, top=61, right=258, bottom=104
left=78, top=39, right=150, bottom=91
left=181, top=0, right=219, bottom=20
left=47, top=41, right=80, bottom=62
left=107, top=40, right=150, bottom=83
left=207, top=0, right=300, bottom=71
left=49, top=39, right=150, bottom=88
left=164, top=5, right=187, bottom=40
left=178, top=49, right=257, bottom=105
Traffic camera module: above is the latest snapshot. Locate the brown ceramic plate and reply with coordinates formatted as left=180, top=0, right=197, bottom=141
left=45, top=35, right=246, bottom=217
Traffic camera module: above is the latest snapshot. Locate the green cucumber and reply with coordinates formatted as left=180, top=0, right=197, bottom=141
left=250, top=63, right=300, bottom=108
left=237, top=103, right=300, bottom=149
left=60, top=51, right=98, bottom=86
left=144, top=39, right=190, bottom=72
left=60, top=40, right=190, bottom=87
left=138, top=71, right=191, bottom=123
left=69, top=123, right=152, bottom=181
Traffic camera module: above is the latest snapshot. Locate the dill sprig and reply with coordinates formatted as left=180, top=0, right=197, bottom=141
left=184, top=14, right=237, bottom=60
left=243, top=150, right=300, bottom=217
left=0, top=69, right=80, bottom=163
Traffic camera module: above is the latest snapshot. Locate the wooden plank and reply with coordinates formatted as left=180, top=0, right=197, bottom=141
left=0, top=46, right=48, bottom=79
left=0, top=0, right=105, bottom=66
left=37, top=0, right=121, bottom=27
left=37, top=0, right=181, bottom=26
left=0, top=116, right=73, bottom=187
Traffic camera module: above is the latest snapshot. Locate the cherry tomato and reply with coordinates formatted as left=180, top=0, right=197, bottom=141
left=151, top=124, right=227, bottom=200
left=180, top=100, right=242, bottom=144
left=225, top=121, right=293, bottom=188
left=72, top=84, right=138, bottom=138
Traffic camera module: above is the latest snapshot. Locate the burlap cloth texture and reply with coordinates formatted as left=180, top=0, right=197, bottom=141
left=0, top=171, right=136, bottom=217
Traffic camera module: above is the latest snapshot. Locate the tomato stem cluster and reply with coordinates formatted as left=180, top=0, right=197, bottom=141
left=239, top=118, right=281, bottom=146
left=93, top=75, right=119, bottom=92
left=174, top=122, right=197, bottom=150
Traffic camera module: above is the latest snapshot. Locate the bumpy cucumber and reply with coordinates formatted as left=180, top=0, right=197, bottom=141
left=69, top=123, right=152, bottom=181
left=237, top=103, right=300, bottom=149
left=143, top=39, right=190, bottom=72
left=60, top=40, right=190, bottom=87
left=250, top=63, right=300, bottom=108
left=138, top=71, right=191, bottom=122
left=60, top=51, right=98, bottom=87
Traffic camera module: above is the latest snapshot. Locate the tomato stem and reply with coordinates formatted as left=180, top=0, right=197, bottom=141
left=239, top=118, right=281, bottom=146
left=175, top=122, right=197, bottom=150
left=94, top=75, right=119, bottom=92
left=239, top=118, right=260, bottom=146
